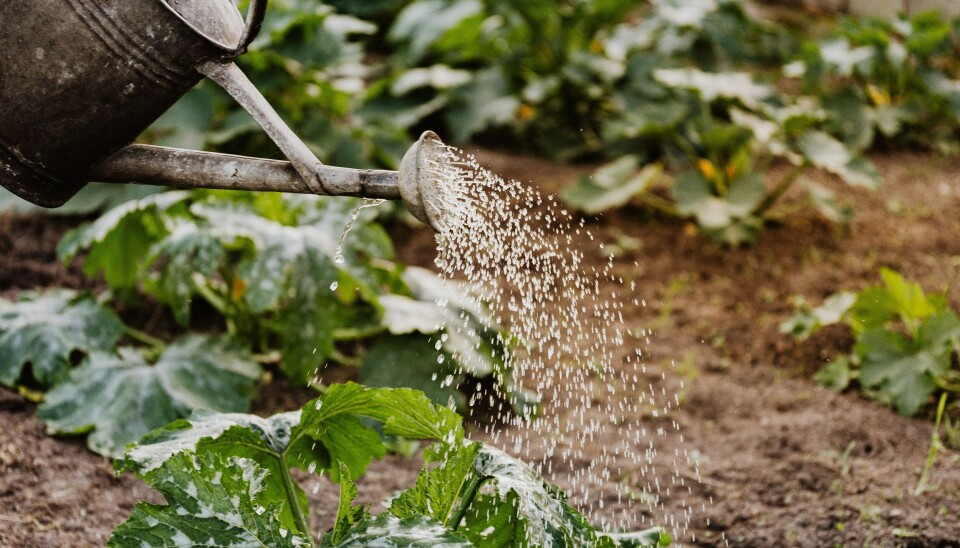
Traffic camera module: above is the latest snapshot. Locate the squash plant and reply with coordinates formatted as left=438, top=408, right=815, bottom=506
left=109, top=382, right=670, bottom=547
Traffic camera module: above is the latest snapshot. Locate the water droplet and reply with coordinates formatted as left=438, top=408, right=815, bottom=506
left=330, top=281, right=339, bottom=291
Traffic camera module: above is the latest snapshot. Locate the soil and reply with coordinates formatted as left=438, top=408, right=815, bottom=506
left=2, top=148, right=960, bottom=547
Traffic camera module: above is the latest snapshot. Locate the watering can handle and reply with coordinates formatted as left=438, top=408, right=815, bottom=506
left=236, top=0, right=269, bottom=55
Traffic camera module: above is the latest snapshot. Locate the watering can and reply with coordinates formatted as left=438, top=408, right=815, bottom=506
left=0, top=0, right=446, bottom=229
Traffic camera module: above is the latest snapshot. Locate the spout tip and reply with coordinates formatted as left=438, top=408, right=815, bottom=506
left=398, top=130, right=447, bottom=231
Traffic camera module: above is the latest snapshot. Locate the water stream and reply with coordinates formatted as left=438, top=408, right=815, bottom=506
left=422, top=146, right=701, bottom=542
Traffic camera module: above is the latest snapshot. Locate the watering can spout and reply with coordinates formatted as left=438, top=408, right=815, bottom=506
left=0, top=0, right=447, bottom=231
left=90, top=131, right=448, bottom=230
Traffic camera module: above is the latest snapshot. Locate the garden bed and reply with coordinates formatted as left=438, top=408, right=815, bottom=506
left=2, top=148, right=959, bottom=546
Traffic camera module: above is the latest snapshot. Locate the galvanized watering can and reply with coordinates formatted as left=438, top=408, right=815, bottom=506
left=0, top=0, right=445, bottom=228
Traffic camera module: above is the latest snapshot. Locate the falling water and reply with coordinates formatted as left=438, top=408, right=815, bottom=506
left=422, top=146, right=701, bottom=542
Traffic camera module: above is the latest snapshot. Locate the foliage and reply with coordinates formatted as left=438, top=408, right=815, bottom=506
left=563, top=71, right=878, bottom=245
left=57, top=190, right=533, bottom=414
left=110, top=383, right=669, bottom=547
left=782, top=268, right=960, bottom=417
left=0, top=290, right=122, bottom=388
left=788, top=11, right=960, bottom=153
left=37, top=335, right=261, bottom=458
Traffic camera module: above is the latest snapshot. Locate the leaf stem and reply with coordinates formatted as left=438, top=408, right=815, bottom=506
left=755, top=164, right=804, bottom=215
left=279, top=458, right=315, bottom=546
left=914, top=391, right=948, bottom=496
left=447, top=474, right=485, bottom=530
left=122, top=325, right=166, bottom=350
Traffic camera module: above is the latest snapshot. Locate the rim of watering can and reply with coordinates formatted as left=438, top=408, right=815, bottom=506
left=157, top=0, right=253, bottom=53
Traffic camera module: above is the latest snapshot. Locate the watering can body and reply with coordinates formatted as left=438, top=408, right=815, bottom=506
left=0, top=0, right=444, bottom=229
left=0, top=0, right=259, bottom=207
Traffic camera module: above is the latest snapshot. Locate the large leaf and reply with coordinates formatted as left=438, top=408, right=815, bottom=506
left=37, top=335, right=261, bottom=457
left=57, top=192, right=191, bottom=294
left=0, top=290, right=122, bottom=387
left=562, top=159, right=662, bottom=214
left=855, top=311, right=960, bottom=416
left=324, top=514, right=474, bottom=547
left=109, top=452, right=311, bottom=548
left=361, top=334, right=465, bottom=409
left=795, top=130, right=881, bottom=189
left=390, top=441, right=483, bottom=524
left=672, top=171, right=765, bottom=245
left=653, top=68, right=773, bottom=107
left=849, top=267, right=942, bottom=334
left=120, top=383, right=463, bottom=479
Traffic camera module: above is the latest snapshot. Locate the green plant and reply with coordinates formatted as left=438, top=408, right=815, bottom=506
left=782, top=268, right=960, bottom=417
left=56, top=191, right=534, bottom=415
left=788, top=11, right=960, bottom=153
left=563, top=68, right=878, bottom=245
left=109, top=383, right=670, bottom=547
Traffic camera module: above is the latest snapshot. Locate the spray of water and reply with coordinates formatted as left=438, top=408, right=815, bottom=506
left=421, top=145, right=702, bottom=542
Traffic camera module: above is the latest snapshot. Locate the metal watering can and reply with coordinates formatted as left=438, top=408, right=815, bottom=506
left=0, top=0, right=446, bottom=228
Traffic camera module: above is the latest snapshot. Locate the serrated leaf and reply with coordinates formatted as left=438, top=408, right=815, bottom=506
left=109, top=452, right=310, bottom=548
left=855, top=311, right=960, bottom=416
left=458, top=490, right=527, bottom=546
left=390, top=441, right=483, bottom=524
left=0, top=290, right=122, bottom=387
left=123, top=383, right=463, bottom=480
left=850, top=268, right=942, bottom=334
left=324, top=514, right=474, bottom=547
left=326, top=461, right=370, bottom=546
left=37, top=335, right=260, bottom=457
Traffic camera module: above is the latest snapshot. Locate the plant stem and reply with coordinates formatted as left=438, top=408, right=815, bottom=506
left=122, top=325, right=166, bottom=350
left=279, top=459, right=315, bottom=546
left=447, top=474, right=484, bottom=530
left=638, top=192, right=681, bottom=218
left=755, top=164, right=804, bottom=215
left=914, top=391, right=948, bottom=496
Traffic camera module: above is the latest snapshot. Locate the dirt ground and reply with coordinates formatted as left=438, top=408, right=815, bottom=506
left=2, top=148, right=960, bottom=547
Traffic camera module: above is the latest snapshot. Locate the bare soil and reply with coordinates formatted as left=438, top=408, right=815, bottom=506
left=2, top=148, right=960, bottom=547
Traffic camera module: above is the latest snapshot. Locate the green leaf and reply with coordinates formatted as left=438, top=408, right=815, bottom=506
left=849, top=268, right=941, bottom=334
left=855, top=311, right=960, bottom=416
left=562, top=160, right=661, bottom=214
left=653, top=68, right=773, bottom=107
left=458, top=490, right=527, bottom=546
left=812, top=355, right=854, bottom=393
left=390, top=441, right=483, bottom=524
left=327, top=462, right=369, bottom=546
left=796, top=131, right=881, bottom=189
left=471, top=445, right=600, bottom=546
left=37, top=335, right=260, bottom=457
left=323, top=514, right=474, bottom=547
left=672, top=171, right=764, bottom=245
left=780, top=292, right=856, bottom=340
left=0, top=290, right=122, bottom=387
left=361, top=334, right=465, bottom=409
left=109, top=452, right=310, bottom=548
left=806, top=183, right=854, bottom=224
left=57, top=192, right=191, bottom=294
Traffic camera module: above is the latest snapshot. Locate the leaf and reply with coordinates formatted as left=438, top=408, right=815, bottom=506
left=849, top=268, right=941, bottom=334
left=780, top=292, right=856, bottom=340
left=57, top=192, right=191, bottom=294
left=389, top=0, right=483, bottom=62
left=323, top=514, right=474, bottom=547
left=327, top=462, right=369, bottom=546
left=361, top=334, right=465, bottom=409
left=653, top=68, right=773, bottom=107
left=812, top=355, right=854, bottom=393
left=0, top=290, right=122, bottom=387
left=109, top=452, right=310, bottom=548
left=121, top=383, right=463, bottom=479
left=471, top=445, right=600, bottom=546
left=562, top=160, right=662, bottom=214
left=672, top=171, right=765, bottom=245
left=796, top=131, right=881, bottom=189
left=37, top=335, right=261, bottom=457
left=458, top=491, right=527, bottom=546
left=390, top=441, right=483, bottom=524
left=806, top=183, right=854, bottom=224
left=855, top=311, right=960, bottom=416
